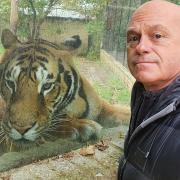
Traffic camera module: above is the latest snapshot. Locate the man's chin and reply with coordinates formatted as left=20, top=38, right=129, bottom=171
left=134, top=73, right=155, bottom=83
left=134, top=73, right=160, bottom=88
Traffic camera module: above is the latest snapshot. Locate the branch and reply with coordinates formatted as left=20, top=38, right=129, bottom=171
left=35, top=0, right=60, bottom=38
left=46, top=0, right=60, bottom=15
left=27, top=0, right=37, bottom=39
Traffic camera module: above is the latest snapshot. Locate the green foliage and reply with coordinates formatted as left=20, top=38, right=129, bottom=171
left=17, top=13, right=31, bottom=39
left=0, top=43, right=5, bottom=55
left=86, top=46, right=100, bottom=61
left=0, top=0, right=10, bottom=21
left=17, top=0, right=57, bottom=39
left=84, top=1, right=107, bottom=61
left=172, top=0, right=180, bottom=5
left=94, top=76, right=131, bottom=105
left=18, top=0, right=51, bottom=18
left=0, top=0, right=10, bottom=32
left=86, top=19, right=104, bottom=34
left=62, top=0, right=108, bottom=61
left=75, top=58, right=131, bottom=105
left=86, top=20, right=104, bottom=60
left=56, top=27, right=62, bottom=34
left=62, top=0, right=108, bottom=17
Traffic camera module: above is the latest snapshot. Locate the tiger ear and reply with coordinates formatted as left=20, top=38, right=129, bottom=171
left=1, top=29, right=19, bottom=49
left=60, top=35, right=82, bottom=50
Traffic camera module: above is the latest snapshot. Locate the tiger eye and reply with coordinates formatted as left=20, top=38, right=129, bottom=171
left=43, top=83, right=53, bottom=91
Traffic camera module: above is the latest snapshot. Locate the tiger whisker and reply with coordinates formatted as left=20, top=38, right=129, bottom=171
left=51, top=119, right=73, bottom=123
left=0, top=129, right=5, bottom=133
left=0, top=136, right=6, bottom=145
left=51, top=117, right=68, bottom=121
left=51, top=121, right=71, bottom=124
left=48, top=127, right=72, bottom=132
left=0, top=132, right=5, bottom=137
left=51, top=114, right=67, bottom=119
left=46, top=129, right=74, bottom=133
left=0, top=136, right=4, bottom=140
left=9, top=141, right=13, bottom=152
left=41, top=132, right=56, bottom=139
left=0, top=136, right=6, bottom=143
left=49, top=123, right=68, bottom=128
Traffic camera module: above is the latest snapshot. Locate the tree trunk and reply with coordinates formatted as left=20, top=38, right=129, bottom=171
left=10, top=0, right=19, bottom=34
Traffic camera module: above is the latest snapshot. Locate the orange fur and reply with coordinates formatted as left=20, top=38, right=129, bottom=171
left=0, top=29, right=131, bottom=151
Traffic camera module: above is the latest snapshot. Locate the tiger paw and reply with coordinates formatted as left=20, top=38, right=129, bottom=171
left=71, top=120, right=102, bottom=142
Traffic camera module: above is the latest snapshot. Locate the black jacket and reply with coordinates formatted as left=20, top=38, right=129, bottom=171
left=118, top=76, right=180, bottom=180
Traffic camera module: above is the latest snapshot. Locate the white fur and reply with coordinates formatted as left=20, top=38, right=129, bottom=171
left=9, top=128, right=22, bottom=140
left=12, top=66, right=21, bottom=80
left=5, top=66, right=20, bottom=93
left=36, top=67, right=54, bottom=96
left=36, top=66, right=49, bottom=93
left=9, top=123, right=39, bottom=141
left=23, top=123, right=39, bottom=141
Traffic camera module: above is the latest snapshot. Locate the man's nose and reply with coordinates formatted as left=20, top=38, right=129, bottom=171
left=136, top=36, right=152, bottom=55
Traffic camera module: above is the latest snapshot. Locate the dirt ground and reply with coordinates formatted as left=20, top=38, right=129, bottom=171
left=75, top=57, right=115, bottom=86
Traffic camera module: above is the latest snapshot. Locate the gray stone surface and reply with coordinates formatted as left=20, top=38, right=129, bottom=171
left=0, top=126, right=128, bottom=180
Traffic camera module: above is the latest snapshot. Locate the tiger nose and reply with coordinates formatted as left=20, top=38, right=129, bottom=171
left=13, top=124, right=34, bottom=135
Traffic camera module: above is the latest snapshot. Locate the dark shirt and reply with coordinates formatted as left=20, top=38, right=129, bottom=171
left=119, top=76, right=180, bottom=180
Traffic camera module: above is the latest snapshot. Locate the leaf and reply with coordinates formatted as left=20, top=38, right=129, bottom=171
left=79, top=145, right=95, bottom=156
left=95, top=140, right=109, bottom=151
left=62, top=151, right=76, bottom=159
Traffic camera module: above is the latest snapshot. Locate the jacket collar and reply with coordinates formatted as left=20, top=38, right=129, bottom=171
left=126, top=76, right=180, bottom=152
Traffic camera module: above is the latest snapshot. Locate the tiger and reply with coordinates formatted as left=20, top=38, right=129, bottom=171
left=0, top=29, right=130, bottom=151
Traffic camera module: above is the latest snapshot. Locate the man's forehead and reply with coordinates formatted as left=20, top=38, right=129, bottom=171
left=127, top=23, right=170, bottom=34
left=128, top=5, right=180, bottom=34
left=129, top=0, right=180, bottom=25
left=129, top=13, right=168, bottom=26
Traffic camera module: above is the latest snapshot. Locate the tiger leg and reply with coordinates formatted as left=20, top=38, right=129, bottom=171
left=52, top=119, right=102, bottom=142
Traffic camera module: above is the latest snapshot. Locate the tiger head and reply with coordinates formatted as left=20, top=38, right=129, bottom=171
left=0, top=29, right=82, bottom=145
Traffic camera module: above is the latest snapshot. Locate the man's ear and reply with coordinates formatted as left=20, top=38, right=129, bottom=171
left=1, top=29, right=19, bottom=49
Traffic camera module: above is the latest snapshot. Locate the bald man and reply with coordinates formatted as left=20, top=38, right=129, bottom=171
left=118, top=1, right=180, bottom=180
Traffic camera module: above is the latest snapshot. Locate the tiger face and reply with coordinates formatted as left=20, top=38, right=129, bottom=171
left=0, top=29, right=82, bottom=144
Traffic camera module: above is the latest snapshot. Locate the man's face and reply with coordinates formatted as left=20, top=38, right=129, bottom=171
left=127, top=5, right=180, bottom=91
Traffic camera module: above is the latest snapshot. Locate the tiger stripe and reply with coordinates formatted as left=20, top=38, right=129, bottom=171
left=0, top=29, right=130, bottom=148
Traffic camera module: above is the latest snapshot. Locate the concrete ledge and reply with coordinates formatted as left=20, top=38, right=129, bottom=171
left=0, top=126, right=127, bottom=179
left=100, top=49, right=135, bottom=92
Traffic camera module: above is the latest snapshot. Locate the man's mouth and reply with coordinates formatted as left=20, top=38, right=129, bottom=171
left=133, top=58, right=158, bottom=65
left=135, top=61, right=155, bottom=65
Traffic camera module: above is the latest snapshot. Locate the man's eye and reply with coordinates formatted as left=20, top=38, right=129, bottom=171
left=127, top=35, right=139, bottom=43
left=154, top=33, right=162, bottom=39
left=132, top=36, right=138, bottom=41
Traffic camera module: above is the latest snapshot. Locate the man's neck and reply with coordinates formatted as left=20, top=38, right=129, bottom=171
left=143, top=76, right=179, bottom=92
